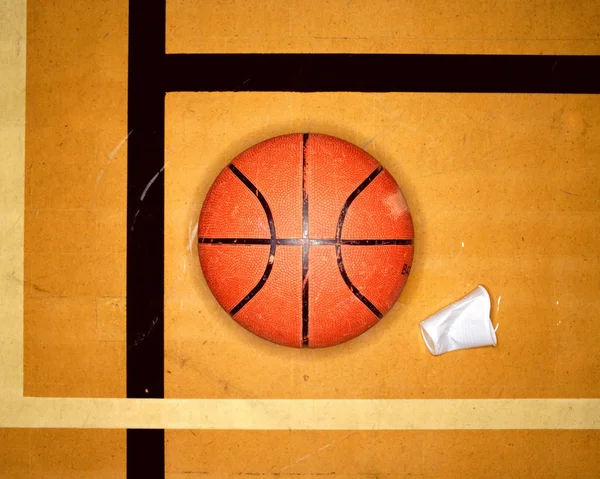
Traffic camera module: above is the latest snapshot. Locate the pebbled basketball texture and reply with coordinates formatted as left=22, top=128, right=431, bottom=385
left=198, top=133, right=414, bottom=348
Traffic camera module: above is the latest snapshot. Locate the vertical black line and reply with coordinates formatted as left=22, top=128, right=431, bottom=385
left=127, top=0, right=165, bottom=476
left=301, top=134, right=309, bottom=347
left=127, top=430, right=165, bottom=477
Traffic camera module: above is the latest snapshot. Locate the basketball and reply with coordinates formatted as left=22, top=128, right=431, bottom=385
left=197, top=133, right=414, bottom=348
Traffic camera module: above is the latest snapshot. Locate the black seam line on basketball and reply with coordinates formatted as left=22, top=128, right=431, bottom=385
left=228, top=164, right=277, bottom=316
left=335, top=166, right=385, bottom=320
left=199, top=237, right=273, bottom=245
left=335, top=165, right=384, bottom=242
left=198, top=238, right=413, bottom=246
left=301, top=133, right=310, bottom=347
left=228, top=164, right=277, bottom=241
left=311, top=238, right=414, bottom=246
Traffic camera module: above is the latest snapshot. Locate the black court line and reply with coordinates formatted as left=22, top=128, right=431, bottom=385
left=127, top=0, right=165, bottom=476
left=335, top=166, right=385, bottom=319
left=127, top=430, right=164, bottom=477
left=302, top=133, right=310, bottom=347
left=228, top=164, right=277, bottom=315
left=163, top=54, right=600, bottom=94
left=199, top=237, right=414, bottom=246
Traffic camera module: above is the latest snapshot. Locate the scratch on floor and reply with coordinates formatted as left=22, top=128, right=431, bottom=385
left=187, top=220, right=199, bottom=253
left=361, top=135, right=377, bottom=149
left=140, top=162, right=169, bottom=201
left=318, top=442, right=333, bottom=452
left=108, top=129, right=133, bottom=161
left=128, top=315, right=159, bottom=349
left=92, top=130, right=133, bottom=209
left=94, top=169, right=104, bottom=188
left=279, top=431, right=357, bottom=473
left=295, top=453, right=311, bottom=463
left=130, top=209, right=140, bottom=231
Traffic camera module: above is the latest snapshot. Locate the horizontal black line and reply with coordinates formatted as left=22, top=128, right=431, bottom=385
left=199, top=238, right=413, bottom=246
left=199, top=238, right=273, bottom=245
left=199, top=238, right=301, bottom=245
left=163, top=54, right=600, bottom=94
left=317, top=238, right=414, bottom=246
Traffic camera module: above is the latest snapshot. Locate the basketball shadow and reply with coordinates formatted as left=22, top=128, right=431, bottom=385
left=174, top=105, right=421, bottom=398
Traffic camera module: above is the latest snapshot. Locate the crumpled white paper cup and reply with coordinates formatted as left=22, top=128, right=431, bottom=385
left=420, top=285, right=497, bottom=355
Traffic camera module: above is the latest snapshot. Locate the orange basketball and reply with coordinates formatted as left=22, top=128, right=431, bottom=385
left=198, top=133, right=414, bottom=348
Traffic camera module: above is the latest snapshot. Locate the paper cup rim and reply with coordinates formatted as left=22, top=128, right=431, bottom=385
left=420, top=324, right=437, bottom=355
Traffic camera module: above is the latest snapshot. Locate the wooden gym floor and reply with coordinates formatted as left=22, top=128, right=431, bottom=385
left=1, top=0, right=599, bottom=476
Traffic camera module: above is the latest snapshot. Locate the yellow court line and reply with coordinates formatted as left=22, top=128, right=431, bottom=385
left=1, top=0, right=599, bottom=432
left=1, top=397, right=599, bottom=430
left=0, top=0, right=26, bottom=398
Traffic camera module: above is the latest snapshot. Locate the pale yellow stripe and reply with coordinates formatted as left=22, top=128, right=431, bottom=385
left=0, top=397, right=598, bottom=429
left=0, top=0, right=26, bottom=397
